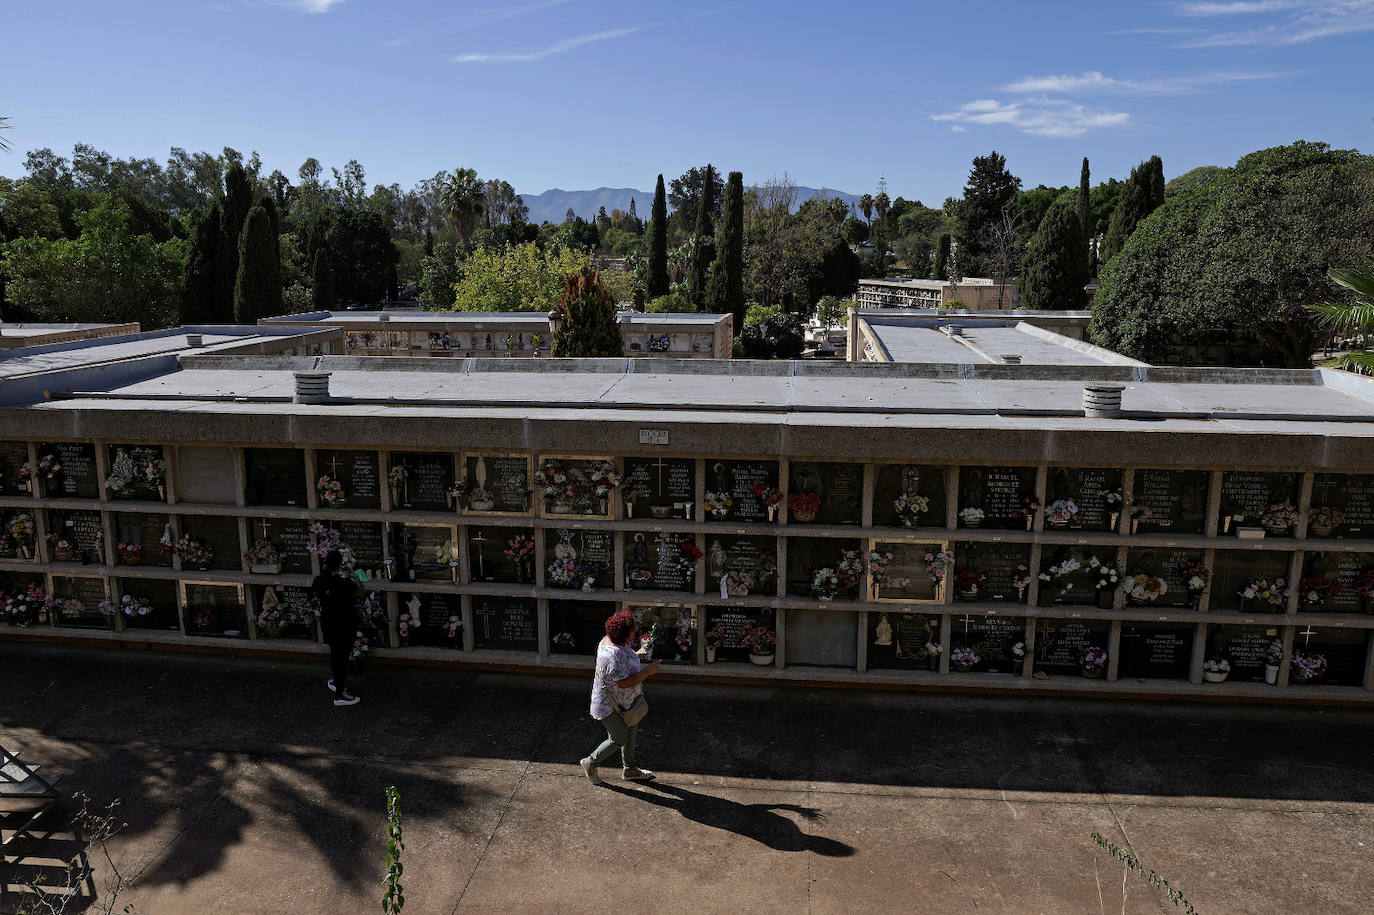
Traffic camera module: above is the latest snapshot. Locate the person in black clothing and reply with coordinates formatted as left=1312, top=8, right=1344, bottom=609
left=313, top=549, right=360, bottom=706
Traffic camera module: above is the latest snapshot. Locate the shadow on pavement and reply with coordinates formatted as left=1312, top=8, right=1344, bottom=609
left=600, top=780, right=855, bottom=856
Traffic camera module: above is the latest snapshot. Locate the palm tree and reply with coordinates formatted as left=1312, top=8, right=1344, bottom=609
left=859, top=193, right=873, bottom=227
left=440, top=167, right=487, bottom=247
left=1309, top=264, right=1374, bottom=373
left=0, top=116, right=12, bottom=152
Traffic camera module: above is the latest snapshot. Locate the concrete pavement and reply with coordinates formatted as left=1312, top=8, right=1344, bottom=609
left=1, top=642, right=1370, bottom=913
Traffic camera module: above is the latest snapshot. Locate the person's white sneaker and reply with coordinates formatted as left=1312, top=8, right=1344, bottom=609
left=327, top=679, right=335, bottom=691
left=622, top=768, right=655, bottom=782
left=333, top=692, right=360, bottom=707
left=580, top=757, right=602, bottom=784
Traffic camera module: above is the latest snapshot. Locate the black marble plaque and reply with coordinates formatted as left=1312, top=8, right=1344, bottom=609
left=392, top=452, right=455, bottom=512
left=247, top=517, right=313, bottom=574
left=106, top=445, right=165, bottom=501
left=788, top=461, right=863, bottom=525
left=1130, top=469, right=1208, bottom=535
left=704, top=607, right=775, bottom=663
left=868, top=613, right=942, bottom=670
left=1118, top=623, right=1193, bottom=678
left=47, top=509, right=105, bottom=562
left=623, top=458, right=694, bottom=519
left=254, top=585, right=318, bottom=640
left=181, top=516, right=242, bottom=572
left=1124, top=548, right=1201, bottom=609
left=331, top=521, right=385, bottom=576
left=550, top=599, right=616, bottom=656
left=466, top=456, right=530, bottom=514
left=1219, top=471, right=1298, bottom=533
left=1033, top=618, right=1109, bottom=676
left=785, top=537, right=862, bottom=598
left=704, top=535, right=778, bottom=598
left=472, top=596, right=537, bottom=651
left=1292, top=627, right=1368, bottom=686
left=316, top=450, right=380, bottom=510
left=119, top=578, right=180, bottom=631
left=536, top=458, right=616, bottom=517
left=958, top=466, right=1036, bottom=530
left=1044, top=467, right=1124, bottom=531
left=1300, top=550, right=1371, bottom=613
left=706, top=460, right=779, bottom=523
left=390, top=523, right=457, bottom=582
left=872, top=464, right=947, bottom=529
left=176, top=447, right=237, bottom=505
left=397, top=592, right=463, bottom=647
left=0, top=442, right=29, bottom=495
left=956, top=541, right=1032, bottom=603
left=39, top=442, right=98, bottom=499
left=625, top=531, right=696, bottom=593
left=545, top=528, right=614, bottom=590
left=113, top=512, right=173, bottom=567
left=1213, top=550, right=1291, bottom=612
left=244, top=448, right=307, bottom=507
left=1038, top=546, right=1115, bottom=606
left=1206, top=623, right=1281, bottom=683
left=181, top=582, right=247, bottom=637
left=1309, top=473, right=1374, bottom=538
left=951, top=613, right=1024, bottom=673
left=629, top=604, right=696, bottom=663
left=50, top=575, right=108, bottom=628
left=469, top=526, right=533, bottom=584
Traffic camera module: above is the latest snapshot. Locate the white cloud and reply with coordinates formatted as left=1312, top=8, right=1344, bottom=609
left=1000, top=69, right=1288, bottom=95
left=950, top=125, right=967, bottom=133
left=1177, top=1, right=1297, bottom=14
left=454, top=26, right=642, bottom=63
left=1173, top=0, right=1374, bottom=46
left=290, top=0, right=347, bottom=11
left=931, top=98, right=1130, bottom=138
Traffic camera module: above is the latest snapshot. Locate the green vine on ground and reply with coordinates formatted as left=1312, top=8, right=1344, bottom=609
left=382, top=786, right=405, bottom=914
left=1090, top=833, right=1198, bottom=914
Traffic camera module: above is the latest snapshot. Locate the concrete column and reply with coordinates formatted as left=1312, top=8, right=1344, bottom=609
left=1295, top=472, right=1315, bottom=538
left=303, top=450, right=320, bottom=511
left=1106, top=619, right=1122, bottom=681
left=1189, top=623, right=1207, bottom=685
left=775, top=608, right=786, bottom=670
left=939, top=613, right=951, bottom=674
left=1279, top=625, right=1296, bottom=687
left=1205, top=471, right=1224, bottom=537
left=460, top=592, right=475, bottom=652
left=613, top=530, right=625, bottom=592
left=861, top=462, right=876, bottom=528
left=1020, top=617, right=1035, bottom=678
left=945, top=466, right=961, bottom=530
left=857, top=611, right=869, bottom=672
left=537, top=597, right=549, bottom=658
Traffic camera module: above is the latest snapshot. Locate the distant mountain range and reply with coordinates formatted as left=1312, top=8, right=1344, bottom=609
left=519, top=185, right=862, bottom=225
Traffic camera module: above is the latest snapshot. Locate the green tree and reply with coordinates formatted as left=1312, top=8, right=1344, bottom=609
left=311, top=247, right=335, bottom=311
left=1078, top=157, right=1093, bottom=274
left=216, top=162, right=253, bottom=317
left=687, top=164, right=718, bottom=309
left=551, top=265, right=622, bottom=357
left=859, top=193, right=873, bottom=226
left=1310, top=264, right=1374, bottom=373
left=1146, top=155, right=1166, bottom=211
left=418, top=240, right=461, bottom=309
left=1020, top=194, right=1087, bottom=310
left=736, top=305, right=804, bottom=359
left=956, top=151, right=1020, bottom=277
left=710, top=171, right=746, bottom=328
left=931, top=232, right=951, bottom=280
left=180, top=202, right=224, bottom=323
left=1091, top=142, right=1374, bottom=367
left=648, top=173, right=669, bottom=298
left=1099, top=165, right=1149, bottom=263
left=1166, top=165, right=1225, bottom=197
left=233, top=204, right=282, bottom=322
left=440, top=167, right=487, bottom=247
left=449, top=242, right=589, bottom=312
left=303, top=207, right=399, bottom=305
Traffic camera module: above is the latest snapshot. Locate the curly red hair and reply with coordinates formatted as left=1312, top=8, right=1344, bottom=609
left=604, top=609, right=636, bottom=645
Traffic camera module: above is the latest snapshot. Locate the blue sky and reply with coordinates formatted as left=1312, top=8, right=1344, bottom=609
left=3, top=0, right=1372, bottom=204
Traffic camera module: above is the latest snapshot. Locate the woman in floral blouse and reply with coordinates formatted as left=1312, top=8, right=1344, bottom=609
left=581, top=609, right=660, bottom=783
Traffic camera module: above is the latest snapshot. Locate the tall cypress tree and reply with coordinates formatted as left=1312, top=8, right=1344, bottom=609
left=708, top=170, right=745, bottom=328
left=1146, top=155, right=1166, bottom=211
left=551, top=265, right=623, bottom=357
left=931, top=233, right=951, bottom=280
left=1020, top=194, right=1088, bottom=310
left=647, top=174, right=669, bottom=298
left=1101, top=163, right=1151, bottom=263
left=687, top=164, right=717, bottom=310
left=312, top=247, right=335, bottom=311
left=216, top=163, right=254, bottom=319
left=1078, top=157, right=1093, bottom=275
left=180, top=202, right=224, bottom=324
left=233, top=204, right=282, bottom=323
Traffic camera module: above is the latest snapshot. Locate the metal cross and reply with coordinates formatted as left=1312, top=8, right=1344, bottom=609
left=651, top=457, right=669, bottom=493
left=258, top=518, right=272, bottom=540
left=471, top=530, right=486, bottom=577
left=958, top=614, right=976, bottom=639
left=1312, top=474, right=1338, bottom=507
left=326, top=454, right=343, bottom=477
left=1299, top=624, right=1317, bottom=647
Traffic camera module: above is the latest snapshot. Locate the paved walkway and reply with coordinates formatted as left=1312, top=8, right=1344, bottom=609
left=1, top=642, right=1370, bottom=913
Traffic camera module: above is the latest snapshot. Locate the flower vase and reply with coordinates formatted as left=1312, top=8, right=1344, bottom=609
left=1310, top=520, right=1335, bottom=537
left=125, top=554, right=142, bottom=567
left=626, top=503, right=635, bottom=519
left=793, top=509, right=817, bottom=523
left=952, top=661, right=974, bottom=673
left=706, top=645, right=717, bottom=663
left=251, top=562, right=282, bottom=575
left=959, top=588, right=979, bottom=602
left=1189, top=590, right=1202, bottom=611
left=711, top=508, right=728, bottom=520
left=599, top=498, right=608, bottom=515
left=1203, top=671, right=1228, bottom=683
left=1264, top=664, right=1279, bottom=685
left=55, top=548, right=72, bottom=562
left=1025, top=515, right=1034, bottom=531
left=1096, top=588, right=1115, bottom=610
left=390, top=485, right=402, bottom=508
left=1262, top=520, right=1290, bottom=536
left=1082, top=666, right=1105, bottom=679
left=1047, top=519, right=1069, bottom=530
left=552, top=502, right=573, bottom=515
left=265, top=624, right=285, bottom=638
left=964, top=518, right=982, bottom=529
left=1109, top=511, right=1120, bottom=530
left=157, top=484, right=166, bottom=500
left=749, top=652, right=774, bottom=666
left=767, top=506, right=776, bottom=521
left=928, top=654, right=940, bottom=671
left=19, top=546, right=31, bottom=560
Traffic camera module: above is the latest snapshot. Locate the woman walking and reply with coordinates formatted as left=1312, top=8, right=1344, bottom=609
left=581, top=609, right=660, bottom=784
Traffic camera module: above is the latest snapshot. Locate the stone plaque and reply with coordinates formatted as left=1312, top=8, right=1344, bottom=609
left=113, top=512, right=173, bottom=567
left=390, top=523, right=457, bottom=582
left=0, top=442, right=29, bottom=495
left=1309, top=473, right=1374, bottom=538
left=1219, top=471, right=1299, bottom=535
left=391, top=452, right=455, bottom=512
left=786, top=536, right=862, bottom=599
left=786, top=609, right=858, bottom=668
left=1124, top=548, right=1201, bottom=609
left=1213, top=550, right=1291, bottom=612
left=331, top=521, right=385, bottom=577
left=181, top=516, right=241, bottom=572
left=623, top=457, right=694, bottom=520
left=50, top=575, right=108, bottom=628
left=119, top=578, right=180, bottom=631
left=177, top=447, right=237, bottom=505
left=244, top=448, right=307, bottom=507
left=247, top=517, right=313, bottom=574
left=625, top=531, right=696, bottom=593
left=106, top=445, right=166, bottom=501
left=472, top=596, right=537, bottom=651
left=545, top=528, right=614, bottom=590
left=550, top=599, right=617, bottom=656
left=951, top=613, right=1025, bottom=673
left=1130, top=469, right=1208, bottom=534
left=1118, top=622, right=1193, bottom=678
left=39, top=442, right=98, bottom=499
left=872, top=464, right=946, bottom=529
left=1044, top=467, right=1124, bottom=531
left=47, top=509, right=104, bottom=562
left=629, top=604, right=696, bottom=663
left=868, top=613, right=942, bottom=670
left=957, top=541, right=1032, bottom=603
left=704, top=607, right=775, bottom=664
left=316, top=450, right=380, bottom=510
left=704, top=535, right=778, bottom=598
left=181, top=582, right=247, bottom=638
left=958, top=466, right=1036, bottom=530
left=1206, top=623, right=1280, bottom=683
left=1033, top=618, right=1109, bottom=676
left=1300, top=550, right=1371, bottom=613
left=788, top=461, right=863, bottom=525
left=399, top=592, right=463, bottom=648
left=465, top=455, right=530, bottom=515
left=469, top=526, right=533, bottom=584
left=706, top=460, right=779, bottom=523
left=1038, top=546, right=1114, bottom=607
left=254, top=585, right=318, bottom=640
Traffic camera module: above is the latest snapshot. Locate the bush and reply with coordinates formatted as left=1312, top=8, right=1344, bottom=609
left=738, top=310, right=804, bottom=359
left=645, top=289, right=696, bottom=313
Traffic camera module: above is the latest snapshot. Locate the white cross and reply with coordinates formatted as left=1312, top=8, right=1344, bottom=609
left=326, top=454, right=343, bottom=477
left=471, top=531, right=486, bottom=577
left=958, top=614, right=975, bottom=638
left=1299, top=625, right=1317, bottom=647
left=651, top=458, right=669, bottom=492
left=1312, top=474, right=1338, bottom=506
left=258, top=518, right=272, bottom=540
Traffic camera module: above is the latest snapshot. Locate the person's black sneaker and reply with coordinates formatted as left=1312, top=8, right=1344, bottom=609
left=333, top=692, right=360, bottom=707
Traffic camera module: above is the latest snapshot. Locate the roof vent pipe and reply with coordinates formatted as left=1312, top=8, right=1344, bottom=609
left=185, top=333, right=203, bottom=347
left=1083, top=383, right=1124, bottom=418
left=294, top=370, right=332, bottom=404
left=943, top=324, right=963, bottom=337
left=1001, top=354, right=1021, bottom=364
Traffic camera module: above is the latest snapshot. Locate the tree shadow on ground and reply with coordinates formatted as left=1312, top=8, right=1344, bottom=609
left=599, top=780, right=854, bottom=856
